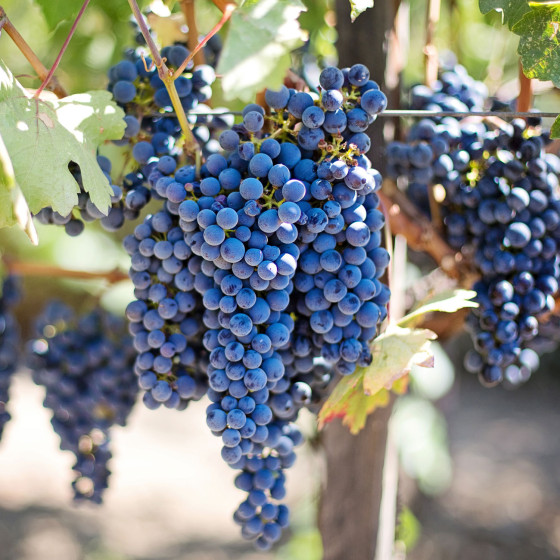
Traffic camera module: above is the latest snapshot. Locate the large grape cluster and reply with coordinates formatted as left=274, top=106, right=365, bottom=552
left=0, top=276, right=20, bottom=441
left=123, top=63, right=390, bottom=548
left=27, top=303, right=138, bottom=502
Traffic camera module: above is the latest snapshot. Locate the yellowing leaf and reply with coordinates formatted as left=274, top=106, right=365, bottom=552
left=318, top=370, right=390, bottom=435
left=0, top=60, right=126, bottom=222
left=363, top=325, right=437, bottom=396
left=399, top=289, right=478, bottom=327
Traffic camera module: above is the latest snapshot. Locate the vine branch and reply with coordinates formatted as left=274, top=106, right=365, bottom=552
left=209, top=0, right=231, bottom=13
left=33, top=0, right=90, bottom=99
left=128, top=0, right=200, bottom=160
left=4, top=259, right=129, bottom=284
left=0, top=6, right=67, bottom=98
left=379, top=180, right=464, bottom=279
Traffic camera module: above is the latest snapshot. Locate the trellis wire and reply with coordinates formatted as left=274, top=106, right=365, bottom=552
left=162, top=109, right=560, bottom=118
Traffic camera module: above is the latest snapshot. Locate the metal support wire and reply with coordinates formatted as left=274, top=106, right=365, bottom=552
left=162, top=109, right=559, bottom=119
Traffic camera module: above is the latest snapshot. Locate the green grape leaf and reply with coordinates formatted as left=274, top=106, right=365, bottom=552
left=479, top=0, right=531, bottom=29
left=513, top=6, right=560, bottom=86
left=398, top=289, right=478, bottom=327
left=217, top=0, right=307, bottom=101
left=35, top=0, right=153, bottom=30
left=0, top=60, right=126, bottom=218
left=349, top=0, right=374, bottom=21
left=551, top=114, right=560, bottom=137
left=0, top=131, right=37, bottom=244
left=318, top=369, right=391, bottom=435
left=362, top=325, right=437, bottom=397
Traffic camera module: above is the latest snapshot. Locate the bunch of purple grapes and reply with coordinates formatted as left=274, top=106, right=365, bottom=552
left=123, top=63, right=390, bottom=549
left=27, top=302, right=138, bottom=502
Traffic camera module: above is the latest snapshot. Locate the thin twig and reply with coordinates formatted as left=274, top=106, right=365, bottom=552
left=128, top=0, right=200, bottom=159
left=374, top=412, right=399, bottom=560
left=173, top=3, right=235, bottom=79
left=180, top=0, right=205, bottom=66
left=4, top=259, right=129, bottom=284
left=0, top=6, right=67, bottom=98
left=33, top=0, right=90, bottom=99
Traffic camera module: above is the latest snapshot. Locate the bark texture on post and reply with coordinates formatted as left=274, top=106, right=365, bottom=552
left=318, top=2, right=400, bottom=559
left=319, top=403, right=394, bottom=560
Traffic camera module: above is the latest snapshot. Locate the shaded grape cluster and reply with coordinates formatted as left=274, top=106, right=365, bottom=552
left=387, top=61, right=560, bottom=386
left=27, top=303, right=138, bottom=502
left=0, top=276, right=21, bottom=441
left=457, top=121, right=560, bottom=385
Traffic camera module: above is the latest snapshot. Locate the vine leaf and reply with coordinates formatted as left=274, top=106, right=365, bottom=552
left=318, top=290, right=477, bottom=434
left=551, top=114, right=560, bottom=137
left=217, top=0, right=307, bottom=101
left=349, top=0, right=374, bottom=21
left=363, top=325, right=437, bottom=396
left=398, top=289, right=478, bottom=327
left=0, top=131, right=37, bottom=244
left=479, top=0, right=531, bottom=29
left=34, top=0, right=152, bottom=30
left=318, top=327, right=436, bottom=435
left=0, top=60, right=126, bottom=222
left=514, top=6, right=560, bottom=87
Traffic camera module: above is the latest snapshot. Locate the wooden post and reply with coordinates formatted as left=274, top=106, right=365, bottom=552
left=318, top=2, right=401, bottom=559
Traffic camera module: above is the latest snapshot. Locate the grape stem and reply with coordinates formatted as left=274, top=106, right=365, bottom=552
left=33, top=0, right=90, bottom=99
left=173, top=3, right=236, bottom=80
left=127, top=0, right=201, bottom=160
left=517, top=61, right=533, bottom=113
left=179, top=0, right=206, bottom=67
left=3, top=258, right=129, bottom=284
left=0, top=6, right=67, bottom=98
